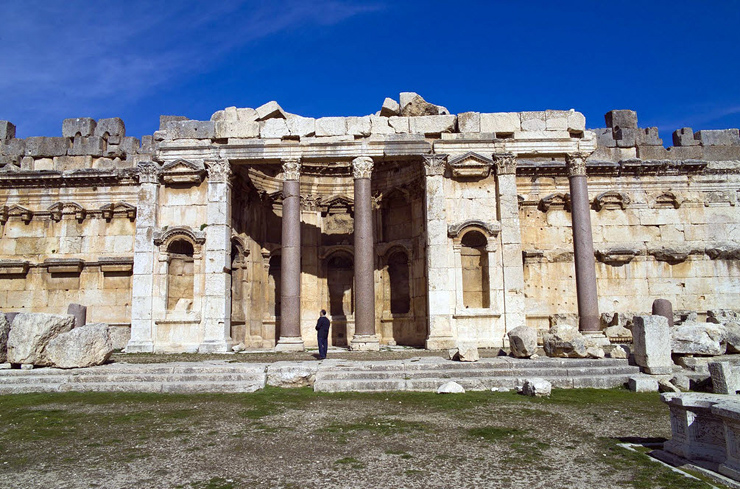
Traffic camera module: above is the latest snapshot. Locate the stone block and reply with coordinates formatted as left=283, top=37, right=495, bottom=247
left=67, top=303, right=87, bottom=328
left=215, top=120, right=260, bottom=139
left=628, top=376, right=659, bottom=392
left=0, top=314, right=9, bottom=363
left=380, top=97, right=399, bottom=117
left=369, top=116, right=394, bottom=134
left=545, top=110, right=569, bottom=131
left=62, top=118, right=96, bottom=138
left=165, top=120, right=215, bottom=140
left=671, top=322, right=725, bottom=356
left=437, top=381, right=465, bottom=394
left=507, top=325, right=537, bottom=358
left=260, top=119, right=289, bottom=139
left=95, top=118, right=126, bottom=143
left=286, top=116, right=316, bottom=138
left=614, top=127, right=637, bottom=147
left=672, top=127, right=699, bottom=147
left=346, top=116, right=371, bottom=137
left=480, top=112, right=520, bottom=134
left=140, top=135, right=154, bottom=153
left=605, top=110, right=638, bottom=129
left=25, top=137, right=69, bottom=157
left=266, top=361, right=317, bottom=387
left=695, top=129, right=740, bottom=146
left=0, top=139, right=26, bottom=157
left=665, top=145, right=703, bottom=159
left=708, top=362, right=740, bottom=394
left=636, top=145, right=668, bottom=159
left=702, top=145, right=740, bottom=160
left=595, top=128, right=617, bottom=148
left=567, top=110, right=586, bottom=132
left=399, top=92, right=440, bottom=116
left=120, top=137, right=141, bottom=155
left=521, top=378, right=552, bottom=397
left=632, top=315, right=673, bottom=374
left=159, top=115, right=189, bottom=131
left=0, top=121, right=16, bottom=141
left=315, top=117, right=347, bottom=137
left=408, top=115, right=456, bottom=136
left=256, top=101, right=287, bottom=121
left=45, top=323, right=113, bottom=368
left=636, top=127, right=662, bottom=146
left=388, top=116, right=409, bottom=133
left=69, top=136, right=105, bottom=156
left=458, top=112, right=480, bottom=133
left=520, top=111, right=546, bottom=131
left=6, top=313, right=75, bottom=366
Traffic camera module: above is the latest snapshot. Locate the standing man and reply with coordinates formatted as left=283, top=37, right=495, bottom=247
left=316, top=309, right=330, bottom=359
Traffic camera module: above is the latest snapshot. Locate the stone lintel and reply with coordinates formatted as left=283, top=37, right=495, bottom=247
left=44, top=258, right=84, bottom=274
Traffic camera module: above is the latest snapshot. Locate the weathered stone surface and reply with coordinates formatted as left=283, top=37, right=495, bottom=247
left=453, top=342, right=479, bottom=362
left=408, top=115, right=456, bottom=136
left=610, top=345, right=629, bottom=359
left=605, top=325, right=632, bottom=342
left=62, top=118, right=96, bottom=138
left=69, top=136, right=105, bottom=156
left=266, top=362, right=317, bottom=387
left=671, top=322, right=725, bottom=356
left=521, top=378, right=551, bottom=397
left=658, top=378, right=681, bottom=393
left=543, top=324, right=588, bottom=358
left=673, top=127, right=699, bottom=146
left=520, top=111, right=546, bottom=131
left=256, top=101, right=287, bottom=121
left=67, top=303, right=87, bottom=328
left=388, top=116, right=409, bottom=133
left=215, top=120, right=260, bottom=139
left=605, top=110, right=638, bottom=129
left=260, top=119, right=289, bottom=139
left=614, top=127, right=637, bottom=147
left=315, top=117, right=347, bottom=137
left=507, top=325, right=537, bottom=358
left=25, top=137, right=69, bottom=157
left=45, top=323, right=113, bottom=369
left=586, top=346, right=605, bottom=359
left=437, top=381, right=465, bottom=394
left=695, top=129, right=740, bottom=146
left=709, top=311, right=740, bottom=353
left=567, top=110, right=586, bottom=132
left=0, top=314, right=9, bottom=363
left=0, top=138, right=26, bottom=157
left=285, top=115, right=316, bottom=138
left=95, top=118, right=126, bottom=143
left=458, top=112, right=480, bottom=133
left=671, top=373, right=691, bottom=392
left=629, top=376, right=658, bottom=392
left=346, top=116, right=371, bottom=137
left=709, top=361, right=740, bottom=394
left=159, top=115, right=188, bottom=131
left=6, top=313, right=75, bottom=366
left=369, top=115, right=394, bottom=134
left=0, top=121, right=16, bottom=141
left=636, top=127, right=662, bottom=146
left=380, top=97, right=400, bottom=117
left=479, top=112, right=520, bottom=134
left=399, top=92, right=441, bottom=117
left=166, top=120, right=215, bottom=140
left=632, top=315, right=673, bottom=374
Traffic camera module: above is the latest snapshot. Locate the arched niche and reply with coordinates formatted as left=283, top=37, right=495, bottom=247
left=166, top=239, right=195, bottom=311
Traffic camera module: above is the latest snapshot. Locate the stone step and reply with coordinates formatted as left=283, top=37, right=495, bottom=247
left=0, top=383, right=66, bottom=394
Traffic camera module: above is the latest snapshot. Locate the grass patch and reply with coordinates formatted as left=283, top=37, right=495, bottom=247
left=324, top=416, right=429, bottom=436
left=334, top=457, right=365, bottom=469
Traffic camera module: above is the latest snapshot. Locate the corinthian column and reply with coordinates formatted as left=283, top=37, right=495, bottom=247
left=566, top=153, right=601, bottom=334
left=276, top=159, right=305, bottom=351
left=350, top=156, right=380, bottom=351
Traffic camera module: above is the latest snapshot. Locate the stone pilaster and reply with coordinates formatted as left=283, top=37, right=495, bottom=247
left=350, top=156, right=380, bottom=351
left=127, top=161, right=160, bottom=352
left=566, top=152, right=600, bottom=333
left=199, top=159, right=234, bottom=352
left=276, top=159, right=305, bottom=351
left=422, top=154, right=456, bottom=350
left=494, top=153, right=526, bottom=338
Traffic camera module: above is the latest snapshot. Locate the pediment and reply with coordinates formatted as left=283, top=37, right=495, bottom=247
left=593, top=191, right=630, bottom=211
left=47, top=202, right=86, bottom=221
left=654, top=191, right=681, bottom=209
left=538, top=193, right=570, bottom=212
left=447, top=152, right=493, bottom=179
left=321, top=194, right=354, bottom=214
left=160, top=159, right=206, bottom=185
left=100, top=202, right=137, bottom=221
left=1, top=204, right=33, bottom=223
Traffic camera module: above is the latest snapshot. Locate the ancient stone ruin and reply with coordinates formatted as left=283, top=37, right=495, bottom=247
left=0, top=92, right=738, bottom=357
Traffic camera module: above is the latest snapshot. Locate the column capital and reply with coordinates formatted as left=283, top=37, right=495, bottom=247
left=352, top=156, right=374, bottom=179
left=281, top=159, right=301, bottom=181
left=493, top=153, right=517, bottom=175
left=565, top=152, right=591, bottom=177
left=137, top=161, right=160, bottom=184
left=422, top=154, right=447, bottom=176
left=206, top=160, right=232, bottom=183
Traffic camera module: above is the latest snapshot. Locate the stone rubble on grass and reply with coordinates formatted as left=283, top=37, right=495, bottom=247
left=628, top=376, right=659, bottom=392
left=507, top=325, right=538, bottom=358
left=609, top=344, right=629, bottom=359
left=543, top=324, right=588, bottom=358
left=437, top=381, right=465, bottom=394
left=632, top=315, right=673, bottom=374
left=45, top=323, right=114, bottom=369
left=671, top=321, right=726, bottom=356
left=266, top=362, right=318, bottom=388
left=6, top=313, right=75, bottom=366
left=520, top=378, right=552, bottom=397
left=449, top=342, right=479, bottom=362
left=0, top=313, right=10, bottom=363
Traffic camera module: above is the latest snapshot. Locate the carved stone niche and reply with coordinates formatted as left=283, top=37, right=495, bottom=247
left=2, top=204, right=33, bottom=224
left=592, top=191, right=630, bottom=211
left=447, top=220, right=501, bottom=238
left=538, top=193, right=570, bottom=212
left=100, top=202, right=137, bottom=222
left=0, top=260, right=30, bottom=277
left=320, top=195, right=354, bottom=216
left=595, top=248, right=639, bottom=266
left=160, top=159, right=206, bottom=185
left=654, top=191, right=681, bottom=209
left=447, top=152, right=493, bottom=179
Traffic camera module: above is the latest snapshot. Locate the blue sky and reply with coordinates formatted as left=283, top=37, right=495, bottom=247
left=2, top=1, right=739, bottom=141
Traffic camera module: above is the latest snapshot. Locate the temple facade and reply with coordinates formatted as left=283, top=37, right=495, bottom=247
left=0, top=94, right=738, bottom=353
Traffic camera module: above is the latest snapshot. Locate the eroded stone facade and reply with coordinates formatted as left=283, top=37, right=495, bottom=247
left=0, top=97, right=738, bottom=353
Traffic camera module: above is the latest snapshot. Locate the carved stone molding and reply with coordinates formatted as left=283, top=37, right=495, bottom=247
left=493, top=153, right=517, bottom=175
left=654, top=191, right=681, bottom=209
left=44, top=258, right=84, bottom=275
left=447, top=220, right=501, bottom=238
left=0, top=260, right=30, bottom=276
left=153, top=226, right=207, bottom=246
left=98, top=257, right=134, bottom=274
left=137, top=161, right=160, bottom=184
left=565, top=153, right=589, bottom=177
left=352, top=156, right=374, bottom=179
left=538, top=193, right=571, bottom=212
left=161, top=159, right=206, bottom=185
left=206, top=160, right=232, bottom=183
left=649, top=247, right=691, bottom=264
left=593, top=191, right=630, bottom=211
left=47, top=202, right=86, bottom=222
left=281, top=159, right=301, bottom=181
left=422, top=154, right=447, bottom=176
left=100, top=202, right=137, bottom=221
left=447, top=152, right=493, bottom=179
left=595, top=248, right=639, bottom=266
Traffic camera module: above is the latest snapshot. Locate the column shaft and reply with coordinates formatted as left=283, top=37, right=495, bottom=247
left=567, top=155, right=600, bottom=332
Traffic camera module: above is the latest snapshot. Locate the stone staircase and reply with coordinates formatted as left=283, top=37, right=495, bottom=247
left=313, top=357, right=642, bottom=393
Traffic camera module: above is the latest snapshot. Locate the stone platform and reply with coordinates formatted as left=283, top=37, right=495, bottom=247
left=0, top=356, right=642, bottom=394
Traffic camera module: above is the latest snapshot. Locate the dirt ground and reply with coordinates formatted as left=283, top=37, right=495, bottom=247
left=0, top=388, right=725, bottom=489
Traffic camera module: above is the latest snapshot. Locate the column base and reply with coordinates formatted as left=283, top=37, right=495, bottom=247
left=425, top=336, right=457, bottom=350
left=582, top=331, right=611, bottom=347
left=275, top=336, right=305, bottom=352
left=198, top=340, right=233, bottom=353
left=125, top=340, right=153, bottom=353
left=350, top=335, right=380, bottom=351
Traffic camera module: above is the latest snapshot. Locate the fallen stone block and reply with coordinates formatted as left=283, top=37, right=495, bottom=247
left=256, top=101, right=287, bottom=121
left=609, top=344, right=629, bottom=359
left=587, top=346, right=606, bottom=359
left=0, top=313, right=9, bottom=363
left=25, top=137, right=69, bottom=157
left=543, top=324, right=588, bottom=358
left=632, top=315, right=673, bottom=374
left=507, top=325, right=537, bottom=358
left=709, top=361, right=740, bottom=394
left=455, top=342, right=479, bottom=362
left=629, top=376, right=658, bottom=392
left=0, top=121, right=16, bottom=141
left=266, top=362, right=317, bottom=388
left=95, top=118, right=126, bottom=143
left=605, top=110, right=638, bottom=129
left=6, top=313, right=75, bottom=366
left=62, top=118, right=96, bottom=138
left=380, top=97, right=399, bottom=117
left=45, top=323, right=113, bottom=369
left=399, top=92, right=441, bottom=117
left=671, top=373, right=691, bottom=392
left=695, top=129, right=740, bottom=146
left=671, top=322, right=725, bottom=356
left=437, top=381, right=465, bottom=394
left=520, top=378, right=551, bottom=397
left=659, top=378, right=681, bottom=393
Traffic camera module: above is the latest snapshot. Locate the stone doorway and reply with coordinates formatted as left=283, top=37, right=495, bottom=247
left=325, top=252, right=354, bottom=347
